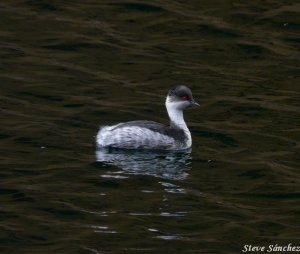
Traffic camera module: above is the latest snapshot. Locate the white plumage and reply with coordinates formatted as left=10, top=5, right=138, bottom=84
left=97, top=125, right=177, bottom=149
left=96, top=85, right=199, bottom=150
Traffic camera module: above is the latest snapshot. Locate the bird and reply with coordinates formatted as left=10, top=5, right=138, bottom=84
left=96, top=85, right=199, bottom=150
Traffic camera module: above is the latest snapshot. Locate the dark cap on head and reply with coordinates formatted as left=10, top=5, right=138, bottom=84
left=167, top=85, right=199, bottom=107
left=168, top=85, right=192, bottom=98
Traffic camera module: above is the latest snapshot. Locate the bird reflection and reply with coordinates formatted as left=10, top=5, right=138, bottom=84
left=95, top=148, right=192, bottom=180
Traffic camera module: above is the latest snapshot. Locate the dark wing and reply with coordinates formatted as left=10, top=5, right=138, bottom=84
left=111, top=120, right=186, bottom=143
left=111, top=120, right=165, bottom=132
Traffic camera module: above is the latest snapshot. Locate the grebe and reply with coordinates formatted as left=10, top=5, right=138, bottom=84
left=96, top=85, right=199, bottom=150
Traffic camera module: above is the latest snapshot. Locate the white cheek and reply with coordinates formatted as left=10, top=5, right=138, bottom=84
left=166, top=96, right=190, bottom=109
left=170, top=101, right=189, bottom=110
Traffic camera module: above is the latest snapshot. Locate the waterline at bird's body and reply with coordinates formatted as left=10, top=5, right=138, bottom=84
left=96, top=85, right=199, bottom=150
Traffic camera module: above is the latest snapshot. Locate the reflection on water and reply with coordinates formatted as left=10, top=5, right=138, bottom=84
left=1, top=0, right=299, bottom=253
left=96, top=148, right=192, bottom=180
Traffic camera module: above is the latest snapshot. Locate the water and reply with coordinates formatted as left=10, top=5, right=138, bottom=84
left=1, top=1, right=300, bottom=253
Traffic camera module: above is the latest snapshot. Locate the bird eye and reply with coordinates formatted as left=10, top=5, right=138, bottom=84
left=182, top=95, right=189, bottom=100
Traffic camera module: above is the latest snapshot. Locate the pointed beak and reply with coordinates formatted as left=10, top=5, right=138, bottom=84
left=190, top=100, right=200, bottom=107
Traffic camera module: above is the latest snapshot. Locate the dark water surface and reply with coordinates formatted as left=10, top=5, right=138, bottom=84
left=1, top=1, right=300, bottom=253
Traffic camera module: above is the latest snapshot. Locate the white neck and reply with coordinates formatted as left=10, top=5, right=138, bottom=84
left=165, top=101, right=188, bottom=130
left=165, top=95, right=192, bottom=148
left=165, top=98, right=192, bottom=148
